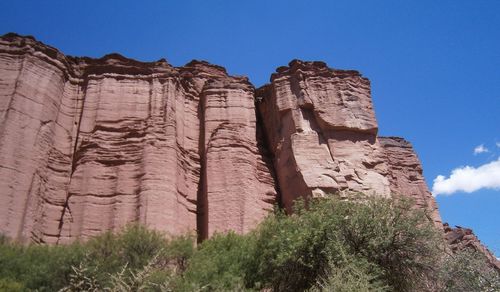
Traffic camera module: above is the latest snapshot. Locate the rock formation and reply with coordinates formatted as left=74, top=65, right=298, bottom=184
left=256, top=61, right=441, bottom=225
left=0, top=33, right=275, bottom=243
left=380, top=137, right=441, bottom=224
left=444, top=223, right=500, bottom=270
left=0, top=32, right=484, bottom=257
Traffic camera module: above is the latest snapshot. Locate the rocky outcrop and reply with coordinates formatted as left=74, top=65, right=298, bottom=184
left=0, top=33, right=275, bottom=243
left=0, top=33, right=462, bottom=247
left=444, top=223, right=500, bottom=270
left=380, top=137, right=442, bottom=225
left=256, top=60, right=441, bottom=228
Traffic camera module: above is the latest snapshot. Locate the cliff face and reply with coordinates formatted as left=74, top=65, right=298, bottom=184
left=0, top=34, right=275, bottom=243
left=379, top=137, right=441, bottom=224
left=256, top=61, right=441, bottom=225
left=0, top=33, right=444, bottom=243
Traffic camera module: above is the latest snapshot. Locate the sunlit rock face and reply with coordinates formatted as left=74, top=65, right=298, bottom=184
left=257, top=61, right=389, bottom=208
left=0, top=33, right=443, bottom=244
left=379, top=137, right=442, bottom=225
left=0, top=33, right=276, bottom=243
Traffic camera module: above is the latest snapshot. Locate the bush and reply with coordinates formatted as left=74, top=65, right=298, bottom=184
left=0, top=278, right=24, bottom=291
left=178, top=232, right=255, bottom=291
left=250, top=195, right=443, bottom=291
left=0, top=239, right=85, bottom=291
left=441, top=248, right=500, bottom=292
left=176, top=194, right=445, bottom=291
left=80, top=224, right=171, bottom=284
left=1, top=194, right=498, bottom=292
left=69, top=224, right=195, bottom=290
left=0, top=225, right=195, bottom=291
left=310, top=260, right=389, bottom=292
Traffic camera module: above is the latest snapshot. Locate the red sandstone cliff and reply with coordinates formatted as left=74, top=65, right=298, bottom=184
left=0, top=33, right=492, bottom=268
left=0, top=33, right=275, bottom=243
left=256, top=61, right=441, bottom=226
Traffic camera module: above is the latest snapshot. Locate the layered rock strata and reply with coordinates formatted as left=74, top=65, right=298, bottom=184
left=257, top=61, right=387, bottom=208
left=256, top=61, right=441, bottom=225
left=379, top=137, right=441, bottom=225
left=0, top=33, right=275, bottom=243
left=0, top=33, right=445, bottom=244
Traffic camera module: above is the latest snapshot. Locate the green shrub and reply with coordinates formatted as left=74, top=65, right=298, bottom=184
left=2, top=194, right=497, bottom=292
left=175, top=194, right=445, bottom=291
left=0, top=225, right=195, bottom=291
left=73, top=224, right=195, bottom=289
left=0, top=278, right=24, bottom=291
left=0, top=240, right=85, bottom=291
left=441, top=248, right=500, bottom=292
left=79, top=224, right=169, bottom=285
left=178, top=232, right=256, bottom=291
left=309, top=260, right=389, bottom=292
left=0, top=233, right=9, bottom=245
left=250, top=195, right=443, bottom=291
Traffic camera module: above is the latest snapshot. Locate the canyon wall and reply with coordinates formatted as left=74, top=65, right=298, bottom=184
left=0, top=33, right=441, bottom=243
left=256, top=61, right=441, bottom=225
left=0, top=34, right=275, bottom=243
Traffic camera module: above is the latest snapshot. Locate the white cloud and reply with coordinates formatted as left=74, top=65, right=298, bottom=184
left=432, top=157, right=500, bottom=196
left=496, top=142, right=500, bottom=148
left=473, top=144, right=489, bottom=155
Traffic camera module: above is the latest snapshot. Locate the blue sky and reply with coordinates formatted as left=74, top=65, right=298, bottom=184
left=1, top=0, right=499, bottom=254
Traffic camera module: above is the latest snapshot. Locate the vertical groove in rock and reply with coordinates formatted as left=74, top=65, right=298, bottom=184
left=256, top=83, right=312, bottom=210
left=17, top=171, right=36, bottom=240
left=1, top=55, right=24, bottom=123
left=196, top=89, right=208, bottom=242
left=255, top=97, right=282, bottom=208
left=0, top=49, right=29, bottom=238
left=198, top=70, right=277, bottom=237
left=56, top=79, right=86, bottom=243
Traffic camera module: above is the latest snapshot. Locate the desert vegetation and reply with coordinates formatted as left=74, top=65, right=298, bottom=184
left=0, top=195, right=498, bottom=291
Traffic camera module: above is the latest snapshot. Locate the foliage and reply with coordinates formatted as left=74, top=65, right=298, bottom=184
left=59, top=262, right=101, bottom=292
left=175, top=194, right=445, bottom=291
left=0, top=225, right=194, bottom=291
left=441, top=248, right=500, bottom=292
left=0, top=278, right=24, bottom=291
left=1, top=195, right=498, bottom=292
left=79, top=224, right=188, bottom=285
left=309, top=260, right=389, bottom=292
left=0, top=239, right=85, bottom=291
left=177, top=232, right=256, bottom=291
left=249, top=195, right=444, bottom=291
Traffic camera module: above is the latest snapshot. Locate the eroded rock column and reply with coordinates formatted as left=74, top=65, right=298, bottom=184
left=257, top=60, right=391, bottom=210
left=202, top=77, right=276, bottom=237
